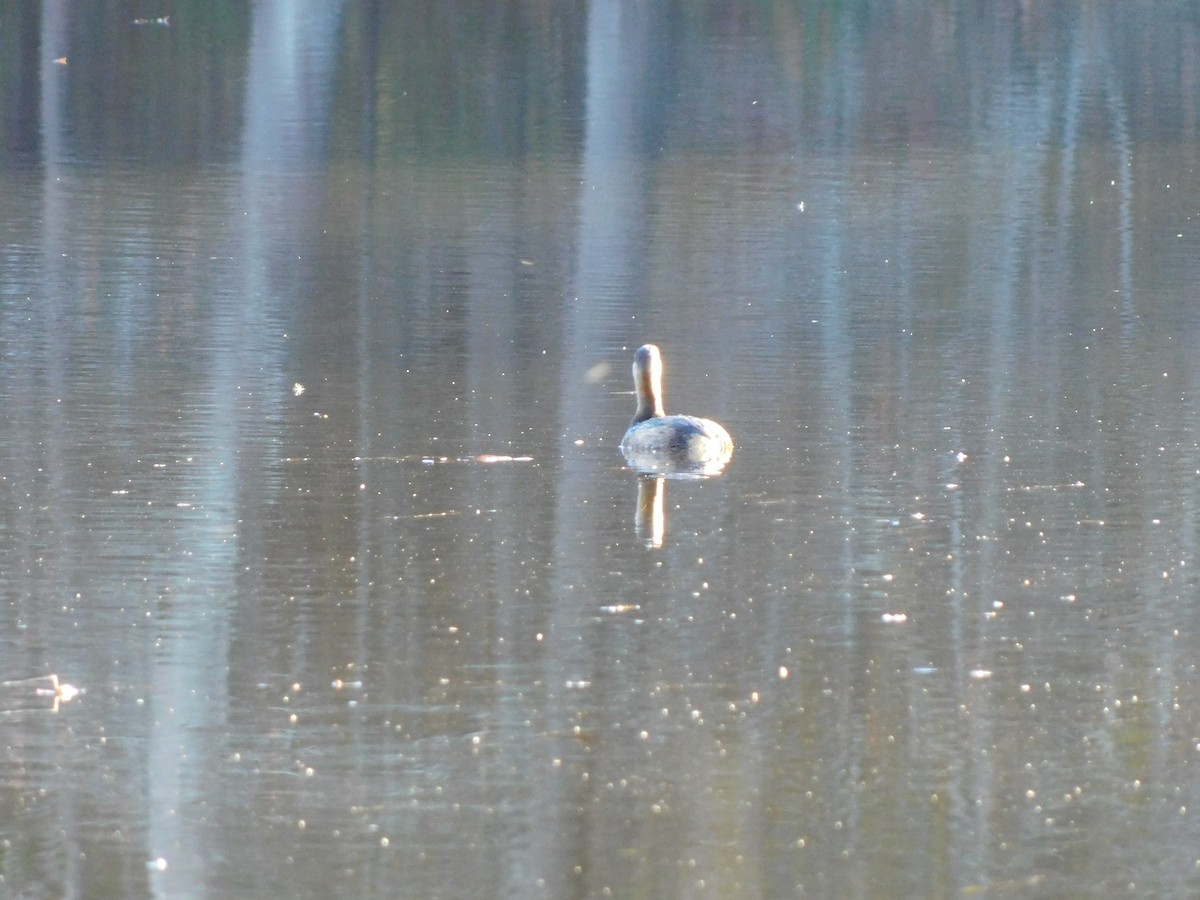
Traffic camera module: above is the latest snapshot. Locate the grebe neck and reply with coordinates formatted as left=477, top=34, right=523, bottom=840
left=632, top=344, right=666, bottom=424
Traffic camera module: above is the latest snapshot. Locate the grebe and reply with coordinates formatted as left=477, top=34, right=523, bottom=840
left=619, top=344, right=733, bottom=473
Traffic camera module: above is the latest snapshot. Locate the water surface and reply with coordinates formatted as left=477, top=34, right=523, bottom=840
left=3, top=2, right=1200, bottom=897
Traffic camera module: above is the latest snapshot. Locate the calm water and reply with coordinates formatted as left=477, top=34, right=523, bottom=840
left=4, top=1, right=1200, bottom=897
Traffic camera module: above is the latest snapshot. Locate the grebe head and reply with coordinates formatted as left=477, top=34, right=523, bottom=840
left=632, top=344, right=666, bottom=424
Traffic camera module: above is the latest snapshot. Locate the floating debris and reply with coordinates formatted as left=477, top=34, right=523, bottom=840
left=353, top=454, right=532, bottom=466
left=599, top=603, right=640, bottom=614
left=1016, top=480, right=1087, bottom=492
left=131, top=17, right=170, bottom=26
left=881, top=612, right=908, bottom=624
left=1, top=674, right=80, bottom=713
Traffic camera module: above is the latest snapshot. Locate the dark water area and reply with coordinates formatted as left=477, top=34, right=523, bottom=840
left=4, top=1, right=1200, bottom=897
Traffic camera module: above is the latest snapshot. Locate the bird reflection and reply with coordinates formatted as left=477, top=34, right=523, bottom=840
left=635, top=475, right=666, bottom=547
left=621, top=446, right=732, bottom=477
